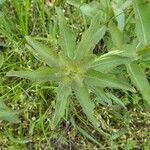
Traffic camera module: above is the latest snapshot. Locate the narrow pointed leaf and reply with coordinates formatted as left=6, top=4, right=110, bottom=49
left=108, top=21, right=124, bottom=47
left=127, top=62, right=150, bottom=106
left=133, top=0, right=150, bottom=46
left=106, top=92, right=126, bottom=109
left=90, top=55, right=131, bottom=72
left=7, top=67, right=61, bottom=83
left=75, top=13, right=106, bottom=59
left=91, top=86, right=112, bottom=106
left=85, top=69, right=135, bottom=92
left=138, top=48, right=150, bottom=61
left=25, top=36, right=59, bottom=67
left=51, top=83, right=71, bottom=129
left=56, top=8, right=76, bottom=58
left=74, top=83, right=99, bottom=127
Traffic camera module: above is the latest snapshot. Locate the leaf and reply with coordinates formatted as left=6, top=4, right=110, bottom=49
left=7, top=67, right=61, bottom=83
left=0, top=110, right=20, bottom=123
left=0, top=100, right=7, bottom=110
left=0, top=0, right=6, bottom=5
left=74, top=83, right=99, bottom=127
left=91, top=86, right=112, bottom=106
left=75, top=12, right=106, bottom=60
left=90, top=55, right=131, bottom=72
left=111, top=2, right=125, bottom=31
left=85, top=69, right=135, bottom=92
left=66, top=0, right=82, bottom=8
left=138, top=48, right=150, bottom=61
left=133, top=0, right=150, bottom=46
left=80, top=1, right=100, bottom=17
left=106, top=92, right=126, bottom=109
left=116, top=44, right=138, bottom=58
left=111, top=128, right=128, bottom=140
left=108, top=21, right=124, bottom=47
left=0, top=55, right=4, bottom=68
left=56, top=8, right=76, bottom=58
left=71, top=118, right=104, bottom=148
left=51, top=83, right=71, bottom=129
left=0, top=12, right=16, bottom=42
left=25, top=36, right=59, bottom=67
left=127, top=61, right=150, bottom=106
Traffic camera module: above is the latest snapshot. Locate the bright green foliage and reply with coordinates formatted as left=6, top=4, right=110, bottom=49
left=108, top=20, right=124, bottom=47
left=127, top=62, right=150, bottom=106
left=7, top=8, right=135, bottom=129
left=13, top=0, right=29, bottom=36
left=133, top=0, right=150, bottom=46
left=75, top=12, right=106, bottom=60
left=56, top=8, right=76, bottom=59
left=52, top=83, right=71, bottom=129
left=0, top=100, right=20, bottom=123
left=106, top=0, right=150, bottom=106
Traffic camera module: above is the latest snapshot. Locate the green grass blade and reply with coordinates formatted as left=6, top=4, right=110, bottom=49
left=25, top=0, right=30, bottom=35
left=0, top=12, right=17, bottom=42
left=51, top=83, right=71, bottom=129
left=127, top=62, right=150, bottom=106
left=7, top=67, right=61, bottom=83
left=0, top=55, right=4, bottom=68
left=56, top=7, right=76, bottom=58
left=13, top=0, right=26, bottom=35
left=25, top=36, right=59, bottom=67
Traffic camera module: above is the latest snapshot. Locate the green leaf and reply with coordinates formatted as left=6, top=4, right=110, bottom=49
left=91, top=86, right=112, bottom=106
left=0, top=100, right=7, bottom=110
left=74, top=83, right=99, bottom=127
left=7, top=67, right=61, bottom=83
left=0, top=110, right=20, bottom=123
left=127, top=61, right=150, bottom=106
left=0, top=55, right=4, bottom=68
left=80, top=1, right=100, bottom=17
left=25, top=36, right=59, bottom=67
left=66, top=0, right=81, bottom=8
left=90, top=55, right=131, bottom=72
left=138, top=48, right=150, bottom=61
left=56, top=8, right=76, bottom=58
left=85, top=69, right=135, bottom=92
left=111, top=3, right=125, bottom=31
left=106, top=92, right=126, bottom=109
left=133, top=0, right=150, bottom=46
left=51, top=83, right=71, bottom=129
left=75, top=12, right=106, bottom=60
left=108, top=20, right=124, bottom=47
left=116, top=44, right=138, bottom=58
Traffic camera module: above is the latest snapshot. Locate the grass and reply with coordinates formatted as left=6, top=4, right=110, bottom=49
left=0, top=0, right=150, bottom=149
